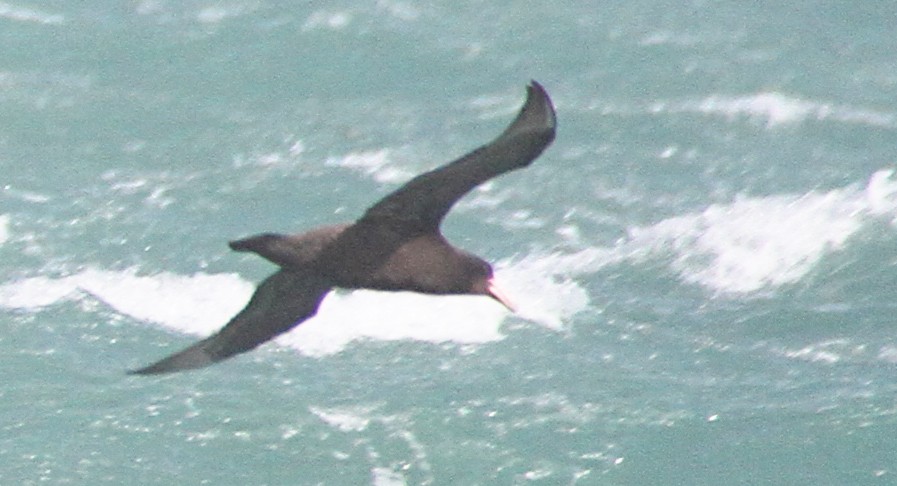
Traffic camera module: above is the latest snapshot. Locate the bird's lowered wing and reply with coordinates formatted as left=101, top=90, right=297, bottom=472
left=359, top=81, right=556, bottom=231
left=129, top=270, right=331, bottom=375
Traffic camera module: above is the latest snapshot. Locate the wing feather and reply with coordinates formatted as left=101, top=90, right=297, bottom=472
left=360, top=81, right=556, bottom=230
left=129, top=270, right=331, bottom=375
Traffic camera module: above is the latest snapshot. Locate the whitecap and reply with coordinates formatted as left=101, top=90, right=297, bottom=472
left=865, top=169, right=897, bottom=220
left=0, top=274, right=79, bottom=309
left=280, top=251, right=593, bottom=356
left=6, top=171, right=893, bottom=354
left=195, top=3, right=256, bottom=24
left=876, top=346, right=897, bottom=364
left=371, top=467, right=407, bottom=486
left=503, top=170, right=897, bottom=297
left=278, top=291, right=505, bottom=357
left=376, top=0, right=419, bottom=21
left=0, top=2, right=64, bottom=25
left=309, top=405, right=375, bottom=432
left=657, top=92, right=896, bottom=128
left=496, top=255, right=594, bottom=330
left=0, top=268, right=252, bottom=336
left=0, top=259, right=590, bottom=357
left=613, top=169, right=897, bottom=294
left=302, top=10, right=353, bottom=31
left=782, top=343, right=843, bottom=364
left=3, top=186, right=52, bottom=203
left=325, top=149, right=413, bottom=184
left=696, top=92, right=819, bottom=127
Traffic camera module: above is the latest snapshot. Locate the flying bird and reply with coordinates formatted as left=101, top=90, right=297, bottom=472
left=131, top=81, right=556, bottom=375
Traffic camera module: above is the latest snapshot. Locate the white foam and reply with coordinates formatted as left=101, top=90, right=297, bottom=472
left=496, top=256, right=593, bottom=330
left=376, top=0, right=419, bottom=21
left=656, top=92, right=896, bottom=128
left=865, top=169, right=897, bottom=220
left=5, top=170, right=893, bottom=356
left=325, top=149, right=413, bottom=184
left=372, top=467, right=407, bottom=486
left=696, top=92, right=819, bottom=127
left=781, top=342, right=844, bottom=364
left=627, top=193, right=860, bottom=293
left=3, top=186, right=51, bottom=203
left=0, top=274, right=80, bottom=309
left=614, top=169, right=897, bottom=294
left=279, top=291, right=508, bottom=357
left=280, top=251, right=592, bottom=355
left=0, top=2, right=64, bottom=25
left=0, top=214, right=9, bottom=244
left=309, top=405, right=375, bottom=432
left=500, top=170, right=897, bottom=296
left=196, top=7, right=233, bottom=24
left=0, top=256, right=589, bottom=357
left=470, top=93, right=524, bottom=121
left=309, top=404, right=424, bottom=485
left=777, top=338, right=877, bottom=365
left=639, top=30, right=703, bottom=47
left=78, top=269, right=252, bottom=332
left=302, top=10, right=353, bottom=31
left=0, top=269, right=252, bottom=335
left=877, top=346, right=897, bottom=364
left=275, top=250, right=592, bottom=356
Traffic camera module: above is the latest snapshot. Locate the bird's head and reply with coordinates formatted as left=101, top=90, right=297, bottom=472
left=464, top=256, right=516, bottom=312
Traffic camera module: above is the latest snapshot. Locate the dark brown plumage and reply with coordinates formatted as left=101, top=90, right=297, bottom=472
left=130, top=81, right=556, bottom=375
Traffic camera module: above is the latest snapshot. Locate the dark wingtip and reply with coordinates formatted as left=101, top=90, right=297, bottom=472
left=504, top=80, right=556, bottom=141
left=127, top=365, right=161, bottom=376
left=228, top=233, right=295, bottom=267
left=127, top=359, right=208, bottom=376
left=127, top=364, right=167, bottom=376
left=527, top=79, right=552, bottom=100
left=229, top=233, right=279, bottom=252
left=128, top=339, right=217, bottom=376
left=527, top=79, right=548, bottom=97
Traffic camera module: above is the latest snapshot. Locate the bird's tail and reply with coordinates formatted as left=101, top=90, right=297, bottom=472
left=228, top=233, right=296, bottom=267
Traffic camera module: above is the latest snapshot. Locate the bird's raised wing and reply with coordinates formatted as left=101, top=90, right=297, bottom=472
left=359, top=81, right=556, bottom=231
left=129, top=271, right=331, bottom=375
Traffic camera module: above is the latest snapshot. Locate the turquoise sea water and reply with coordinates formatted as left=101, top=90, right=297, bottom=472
left=3, top=1, right=897, bottom=484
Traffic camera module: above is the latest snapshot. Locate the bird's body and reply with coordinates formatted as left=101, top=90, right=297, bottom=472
left=131, top=81, right=556, bottom=375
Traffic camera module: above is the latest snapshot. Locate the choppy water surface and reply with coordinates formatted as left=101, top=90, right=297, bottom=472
left=2, top=1, right=897, bottom=484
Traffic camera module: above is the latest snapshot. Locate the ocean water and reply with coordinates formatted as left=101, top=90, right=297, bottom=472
left=2, top=1, right=897, bottom=484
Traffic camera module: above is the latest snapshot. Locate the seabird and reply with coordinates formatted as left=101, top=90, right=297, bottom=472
left=130, top=81, right=556, bottom=375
